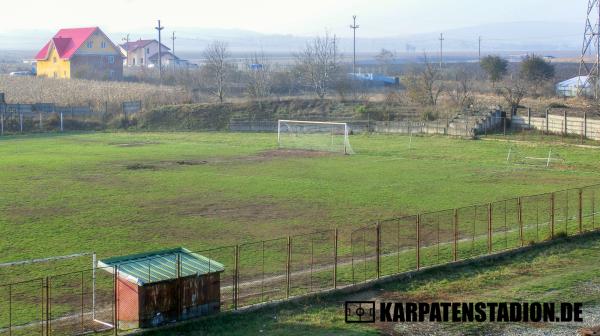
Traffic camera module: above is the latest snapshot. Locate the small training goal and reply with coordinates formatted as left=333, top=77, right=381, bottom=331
left=506, top=146, right=564, bottom=168
left=277, top=120, right=354, bottom=154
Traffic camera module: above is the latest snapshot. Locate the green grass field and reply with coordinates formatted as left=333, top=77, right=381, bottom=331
left=1, top=131, right=600, bottom=284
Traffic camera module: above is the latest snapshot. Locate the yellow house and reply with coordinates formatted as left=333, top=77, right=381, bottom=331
left=35, top=27, right=123, bottom=80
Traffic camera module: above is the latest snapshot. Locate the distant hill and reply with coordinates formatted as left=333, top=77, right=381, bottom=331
left=0, top=21, right=583, bottom=56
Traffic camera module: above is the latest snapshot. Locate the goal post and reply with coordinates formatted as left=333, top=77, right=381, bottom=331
left=277, top=120, right=354, bottom=154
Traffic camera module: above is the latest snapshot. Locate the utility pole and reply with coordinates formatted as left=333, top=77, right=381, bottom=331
left=439, top=33, right=444, bottom=69
left=155, top=20, right=164, bottom=84
left=333, top=34, right=337, bottom=67
left=478, top=36, right=482, bottom=62
left=171, top=31, right=176, bottom=57
left=122, top=34, right=130, bottom=67
left=350, top=15, right=360, bottom=75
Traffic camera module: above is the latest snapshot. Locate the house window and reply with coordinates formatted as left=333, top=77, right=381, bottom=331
left=101, top=41, right=107, bottom=48
left=53, top=57, right=57, bottom=63
left=132, top=58, right=136, bottom=65
left=146, top=48, right=150, bottom=54
left=87, top=41, right=93, bottom=48
left=108, top=56, right=115, bottom=64
left=141, top=57, right=144, bottom=64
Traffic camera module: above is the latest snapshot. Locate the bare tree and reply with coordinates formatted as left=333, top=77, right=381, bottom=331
left=375, top=48, right=395, bottom=75
left=403, top=54, right=444, bottom=106
left=244, top=52, right=272, bottom=107
left=497, top=79, right=528, bottom=115
left=294, top=33, right=339, bottom=99
left=448, top=68, right=474, bottom=109
left=203, top=40, right=230, bottom=103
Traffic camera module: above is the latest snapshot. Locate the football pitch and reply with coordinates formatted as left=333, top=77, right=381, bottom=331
left=1, top=131, right=599, bottom=282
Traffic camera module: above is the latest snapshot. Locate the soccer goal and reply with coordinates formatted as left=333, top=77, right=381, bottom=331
left=506, top=146, right=564, bottom=168
left=277, top=120, right=354, bottom=154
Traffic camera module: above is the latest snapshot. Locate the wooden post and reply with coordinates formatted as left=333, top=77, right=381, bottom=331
left=584, top=112, right=588, bottom=139
left=518, top=197, right=523, bottom=246
left=545, top=109, right=549, bottom=134
left=416, top=215, right=421, bottom=270
left=60, top=112, right=63, bottom=132
left=376, top=222, right=381, bottom=279
left=1, top=112, right=3, bottom=136
left=564, top=110, right=568, bottom=135
left=551, top=193, right=555, bottom=239
left=488, top=203, right=493, bottom=253
left=453, top=209, right=458, bottom=262
left=579, top=189, right=583, bottom=233
left=19, top=112, right=23, bottom=133
left=527, top=108, right=531, bottom=128
left=286, top=236, right=291, bottom=298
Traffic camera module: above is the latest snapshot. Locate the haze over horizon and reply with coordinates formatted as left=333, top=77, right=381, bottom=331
left=0, top=0, right=590, bottom=54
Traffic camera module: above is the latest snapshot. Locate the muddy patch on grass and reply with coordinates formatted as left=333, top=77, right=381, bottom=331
left=126, top=163, right=158, bottom=170
left=109, top=141, right=161, bottom=147
left=120, top=149, right=333, bottom=172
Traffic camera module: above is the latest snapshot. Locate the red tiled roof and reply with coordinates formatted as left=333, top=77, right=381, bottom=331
left=35, top=27, right=99, bottom=60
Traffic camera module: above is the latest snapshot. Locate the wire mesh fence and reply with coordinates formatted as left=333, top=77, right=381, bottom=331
left=3, top=185, right=600, bottom=335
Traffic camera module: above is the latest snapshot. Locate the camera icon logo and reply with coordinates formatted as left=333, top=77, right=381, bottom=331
left=345, top=301, right=376, bottom=323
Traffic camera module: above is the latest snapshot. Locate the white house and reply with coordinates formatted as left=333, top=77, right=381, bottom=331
left=119, top=39, right=194, bottom=68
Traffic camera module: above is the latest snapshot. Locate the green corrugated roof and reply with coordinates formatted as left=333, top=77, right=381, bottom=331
left=98, top=247, right=224, bottom=286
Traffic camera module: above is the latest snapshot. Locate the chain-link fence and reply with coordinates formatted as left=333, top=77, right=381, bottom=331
left=351, top=185, right=600, bottom=287
left=0, top=101, right=142, bottom=135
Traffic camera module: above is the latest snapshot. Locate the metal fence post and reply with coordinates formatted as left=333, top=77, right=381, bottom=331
left=416, top=215, right=421, bottom=270
left=376, top=222, right=381, bottom=279
left=551, top=193, right=555, bottom=239
left=518, top=197, right=523, bottom=246
left=234, top=245, right=239, bottom=310
left=453, top=209, right=458, bottom=262
left=286, top=236, right=291, bottom=298
left=488, top=203, right=493, bottom=253
left=579, top=189, right=583, bottom=233
left=45, top=276, right=50, bottom=336
left=8, top=283, right=11, bottom=336
left=333, top=228, right=338, bottom=289
left=81, top=271, right=84, bottom=333
left=113, top=266, right=117, bottom=335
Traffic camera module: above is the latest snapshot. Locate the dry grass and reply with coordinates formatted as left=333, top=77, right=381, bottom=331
left=0, top=75, right=192, bottom=110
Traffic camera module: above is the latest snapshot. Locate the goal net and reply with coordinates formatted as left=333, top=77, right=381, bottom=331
left=277, top=120, right=354, bottom=154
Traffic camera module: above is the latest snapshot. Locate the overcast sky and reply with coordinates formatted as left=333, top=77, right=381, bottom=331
left=0, top=0, right=588, bottom=37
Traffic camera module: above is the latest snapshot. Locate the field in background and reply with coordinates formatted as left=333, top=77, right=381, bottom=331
left=1, top=132, right=600, bottom=284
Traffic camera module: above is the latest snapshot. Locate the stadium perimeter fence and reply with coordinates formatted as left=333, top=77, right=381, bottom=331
left=1, top=184, right=600, bottom=335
